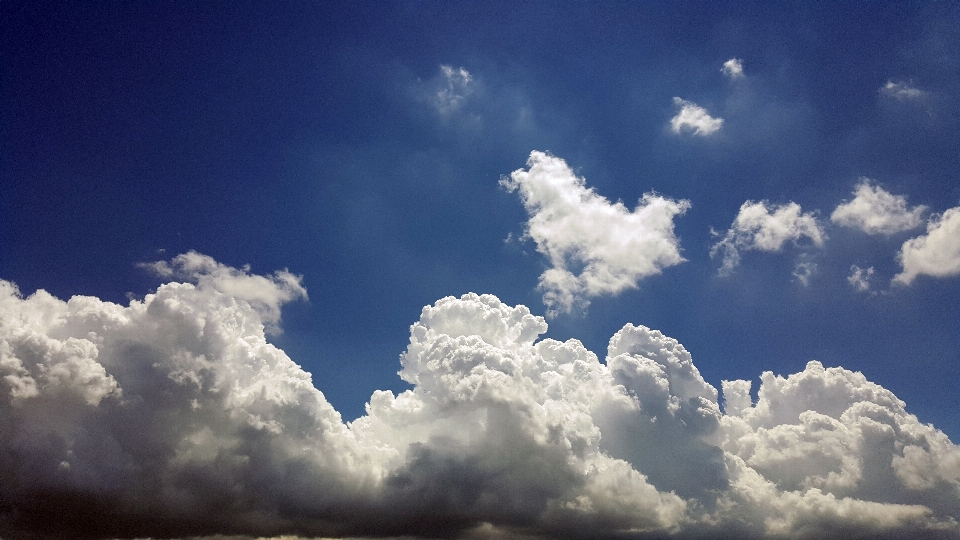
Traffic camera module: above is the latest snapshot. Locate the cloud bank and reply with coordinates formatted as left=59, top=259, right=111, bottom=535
left=501, top=151, right=690, bottom=315
left=670, top=98, right=724, bottom=136
left=711, top=201, right=826, bottom=275
left=831, top=179, right=927, bottom=235
left=2, top=254, right=959, bottom=539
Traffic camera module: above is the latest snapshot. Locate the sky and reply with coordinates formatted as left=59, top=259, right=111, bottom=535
left=2, top=2, right=960, bottom=539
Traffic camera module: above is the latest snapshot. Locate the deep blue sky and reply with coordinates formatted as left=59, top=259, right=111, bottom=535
left=3, top=2, right=959, bottom=438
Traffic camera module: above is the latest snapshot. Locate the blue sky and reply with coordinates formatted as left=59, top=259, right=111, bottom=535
left=2, top=2, right=960, bottom=539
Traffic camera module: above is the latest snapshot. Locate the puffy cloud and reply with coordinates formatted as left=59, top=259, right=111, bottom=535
left=894, top=206, right=960, bottom=285
left=848, top=265, right=875, bottom=292
left=831, top=179, right=927, bottom=235
left=500, top=151, right=690, bottom=315
left=670, top=98, right=723, bottom=136
left=721, top=58, right=745, bottom=79
left=881, top=80, right=928, bottom=101
left=711, top=201, right=826, bottom=275
left=2, top=255, right=959, bottom=539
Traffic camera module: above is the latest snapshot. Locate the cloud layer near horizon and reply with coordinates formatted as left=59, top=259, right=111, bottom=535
left=1, top=254, right=959, bottom=539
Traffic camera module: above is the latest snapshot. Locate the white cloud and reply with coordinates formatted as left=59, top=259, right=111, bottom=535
left=894, top=206, right=960, bottom=285
left=435, top=65, right=474, bottom=115
left=669, top=98, right=723, bottom=136
left=848, top=265, right=875, bottom=292
left=711, top=201, right=826, bottom=275
left=721, top=58, right=744, bottom=79
left=831, top=179, right=927, bottom=235
left=500, top=151, right=690, bottom=315
left=2, top=257, right=959, bottom=539
left=881, top=80, right=927, bottom=101
left=792, top=259, right=817, bottom=287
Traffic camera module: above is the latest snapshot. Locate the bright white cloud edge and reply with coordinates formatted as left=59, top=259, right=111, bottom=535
left=711, top=200, right=826, bottom=275
left=831, top=179, right=927, bottom=235
left=670, top=98, right=724, bottom=136
left=501, top=151, right=690, bottom=315
left=1, top=254, right=959, bottom=540
left=895, top=206, right=960, bottom=285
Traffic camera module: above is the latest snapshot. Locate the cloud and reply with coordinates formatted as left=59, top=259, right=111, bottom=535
left=711, top=201, right=826, bottom=275
left=2, top=256, right=959, bottom=539
left=792, top=259, right=817, bottom=287
left=848, top=265, right=875, bottom=292
left=721, top=58, right=745, bottom=79
left=831, top=179, right=928, bottom=235
left=435, top=65, right=474, bottom=116
left=500, top=151, right=690, bottom=315
left=669, top=98, right=723, bottom=136
left=881, top=81, right=928, bottom=101
left=894, top=206, right=960, bottom=285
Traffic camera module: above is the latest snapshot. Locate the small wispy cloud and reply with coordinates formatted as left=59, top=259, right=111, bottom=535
left=848, top=265, right=875, bottom=292
left=880, top=80, right=927, bottom=101
left=721, top=58, right=744, bottom=79
left=434, top=65, right=474, bottom=115
left=669, top=97, right=723, bottom=136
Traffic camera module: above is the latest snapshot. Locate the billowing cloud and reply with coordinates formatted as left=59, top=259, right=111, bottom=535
left=500, top=151, right=690, bottom=315
left=894, top=206, right=960, bottom=285
left=881, top=80, right=928, bottom=101
left=1, top=256, right=959, bottom=539
left=711, top=201, right=826, bottom=275
left=831, top=179, right=927, bottom=235
left=848, top=265, right=875, bottom=292
left=721, top=58, right=744, bottom=79
left=670, top=98, right=724, bottom=136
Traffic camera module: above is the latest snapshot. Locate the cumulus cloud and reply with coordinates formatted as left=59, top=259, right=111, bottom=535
left=894, top=206, right=960, bottom=285
left=1, top=255, right=959, bottom=539
left=500, top=151, right=690, bottom=315
left=831, top=179, right=928, bottom=235
left=711, top=201, right=826, bottom=275
left=848, top=265, right=875, bottom=292
left=881, top=80, right=928, bottom=101
left=669, top=98, right=724, bottom=136
left=721, top=58, right=744, bottom=79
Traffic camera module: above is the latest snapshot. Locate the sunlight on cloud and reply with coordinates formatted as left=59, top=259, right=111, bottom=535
left=669, top=98, right=723, bottom=136
left=831, top=179, right=927, bottom=235
left=721, top=58, right=744, bottom=79
left=500, top=151, right=690, bottom=315
left=1, top=254, right=959, bottom=539
left=894, top=206, right=960, bottom=285
left=435, top=65, right=474, bottom=116
left=711, top=201, right=825, bottom=275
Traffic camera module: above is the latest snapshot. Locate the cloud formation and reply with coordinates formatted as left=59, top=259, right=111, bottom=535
left=500, top=151, right=690, bottom=315
left=831, top=179, right=928, bottom=235
left=881, top=81, right=928, bottom=101
left=894, top=206, right=960, bottom=285
left=435, top=65, right=474, bottom=115
left=721, top=58, right=744, bottom=79
left=711, top=201, right=826, bottom=275
left=1, top=256, right=959, bottom=539
left=848, top=265, right=875, bottom=292
left=670, top=98, right=724, bottom=136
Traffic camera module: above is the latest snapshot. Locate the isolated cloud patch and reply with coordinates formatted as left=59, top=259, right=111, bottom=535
left=501, top=151, right=690, bottom=315
left=881, top=81, right=927, bottom=101
left=848, top=265, right=875, bottom=292
left=831, top=179, right=927, bottom=235
left=894, top=206, right=960, bottom=285
left=711, top=201, right=825, bottom=275
left=1, top=255, right=959, bottom=539
left=435, top=65, right=474, bottom=115
left=721, top=58, right=744, bottom=79
left=670, top=98, right=723, bottom=136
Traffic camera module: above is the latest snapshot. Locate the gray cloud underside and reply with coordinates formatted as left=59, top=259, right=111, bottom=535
left=1, top=254, right=958, bottom=540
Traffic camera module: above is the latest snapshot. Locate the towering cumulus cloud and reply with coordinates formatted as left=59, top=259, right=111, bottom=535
left=1, top=254, right=958, bottom=539
left=501, top=151, right=690, bottom=315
